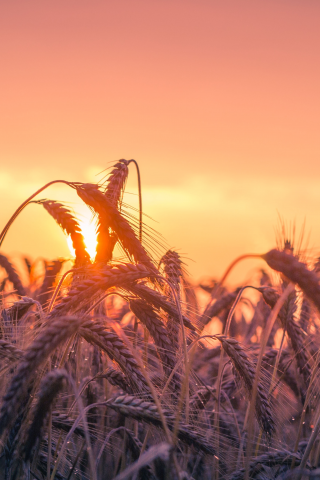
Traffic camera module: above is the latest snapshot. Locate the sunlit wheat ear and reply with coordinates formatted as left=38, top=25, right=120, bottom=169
left=105, top=394, right=216, bottom=455
left=22, top=369, right=69, bottom=461
left=76, top=183, right=158, bottom=272
left=260, top=286, right=311, bottom=387
left=0, top=315, right=86, bottom=435
left=0, top=253, right=26, bottom=296
left=79, top=320, right=150, bottom=393
left=129, top=298, right=176, bottom=372
left=49, top=263, right=153, bottom=317
left=94, top=161, right=129, bottom=263
left=262, top=249, right=320, bottom=312
left=215, top=335, right=275, bottom=437
left=34, top=199, right=90, bottom=266
left=103, top=159, right=129, bottom=208
left=97, top=367, right=134, bottom=394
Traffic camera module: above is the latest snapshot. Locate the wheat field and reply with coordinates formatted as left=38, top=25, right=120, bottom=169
left=0, top=160, right=319, bottom=480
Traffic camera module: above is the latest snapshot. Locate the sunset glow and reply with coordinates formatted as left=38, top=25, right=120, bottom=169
left=79, top=219, right=98, bottom=261
left=1, top=3, right=320, bottom=476
left=1, top=0, right=320, bottom=283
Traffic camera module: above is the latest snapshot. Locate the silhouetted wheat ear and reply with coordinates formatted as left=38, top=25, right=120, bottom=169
left=79, top=320, right=150, bottom=393
left=299, top=294, right=311, bottom=333
left=260, top=286, right=311, bottom=387
left=129, top=283, right=196, bottom=331
left=160, top=250, right=183, bottom=343
left=160, top=250, right=183, bottom=290
left=129, top=298, right=176, bottom=372
left=0, top=253, right=25, bottom=296
left=189, top=387, right=212, bottom=410
left=49, top=263, right=153, bottom=317
left=51, top=412, right=86, bottom=437
left=103, top=159, right=129, bottom=208
left=0, top=339, right=23, bottom=360
left=97, top=367, right=133, bottom=393
left=215, top=334, right=275, bottom=436
left=199, top=288, right=241, bottom=327
left=263, top=249, right=320, bottom=313
left=0, top=315, right=86, bottom=435
left=37, top=200, right=90, bottom=266
left=37, top=259, right=64, bottom=306
left=95, top=161, right=128, bottom=263
left=23, top=369, right=68, bottom=461
left=4, top=296, right=37, bottom=322
left=76, top=183, right=158, bottom=272
left=230, top=451, right=302, bottom=480
left=105, top=394, right=215, bottom=455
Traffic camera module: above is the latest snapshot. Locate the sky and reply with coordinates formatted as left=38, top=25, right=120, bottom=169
left=1, top=0, right=320, bottom=284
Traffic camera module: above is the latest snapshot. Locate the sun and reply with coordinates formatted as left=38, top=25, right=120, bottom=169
left=66, top=217, right=98, bottom=262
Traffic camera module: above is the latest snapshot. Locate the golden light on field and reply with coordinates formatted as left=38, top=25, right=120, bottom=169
left=79, top=218, right=98, bottom=261
left=66, top=235, right=75, bottom=259
left=66, top=217, right=98, bottom=262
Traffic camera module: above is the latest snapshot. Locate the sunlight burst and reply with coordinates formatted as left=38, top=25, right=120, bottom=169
left=66, top=218, right=98, bottom=262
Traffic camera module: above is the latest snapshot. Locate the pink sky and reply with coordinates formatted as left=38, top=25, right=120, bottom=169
left=1, top=0, right=320, bottom=283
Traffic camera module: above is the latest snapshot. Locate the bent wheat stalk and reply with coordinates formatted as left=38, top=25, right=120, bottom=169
left=0, top=180, right=74, bottom=247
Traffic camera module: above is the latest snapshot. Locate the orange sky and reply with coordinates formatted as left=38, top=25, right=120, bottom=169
left=1, top=0, right=320, bottom=284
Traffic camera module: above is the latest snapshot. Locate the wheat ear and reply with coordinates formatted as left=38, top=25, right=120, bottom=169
left=76, top=183, right=157, bottom=272
left=129, top=298, right=175, bottom=372
left=35, top=199, right=90, bottom=265
left=103, top=159, right=129, bottom=208
left=37, top=259, right=64, bottom=306
left=159, top=250, right=183, bottom=345
left=0, top=315, right=86, bottom=434
left=199, top=288, right=241, bottom=327
left=230, top=451, right=302, bottom=480
left=97, top=367, right=133, bottom=393
left=79, top=320, right=150, bottom=393
left=260, top=286, right=311, bottom=386
left=129, top=283, right=196, bottom=331
left=23, top=369, right=69, bottom=461
left=262, top=249, right=320, bottom=313
left=49, top=263, right=153, bottom=317
left=0, top=254, right=25, bottom=296
left=215, top=334, right=274, bottom=437
left=4, top=296, right=38, bottom=322
left=105, top=394, right=215, bottom=455
left=0, top=340, right=23, bottom=361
